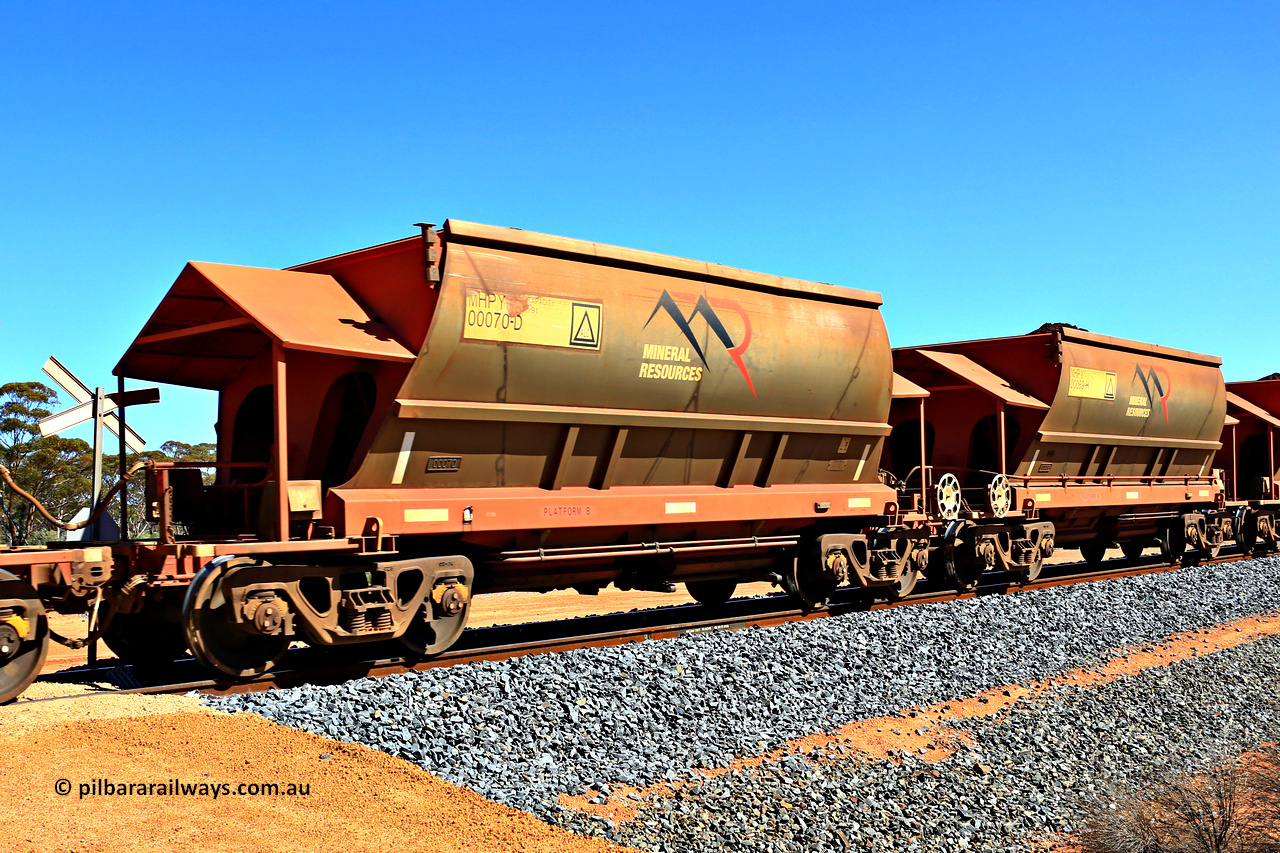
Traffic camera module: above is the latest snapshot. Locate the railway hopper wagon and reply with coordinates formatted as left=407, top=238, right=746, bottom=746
left=1217, top=378, right=1280, bottom=553
left=1, top=220, right=940, bottom=701
left=887, top=326, right=1230, bottom=586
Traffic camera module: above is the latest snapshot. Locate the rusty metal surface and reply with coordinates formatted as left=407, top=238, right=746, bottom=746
left=1227, top=391, right=1280, bottom=428
left=1218, top=379, right=1280, bottom=500
left=914, top=349, right=1049, bottom=409
left=290, top=236, right=440, bottom=355
left=390, top=398, right=891, bottom=434
left=1227, top=379, right=1280, bottom=412
left=112, top=221, right=898, bottom=545
left=1039, top=337, right=1225, bottom=449
left=1058, top=327, right=1222, bottom=366
left=331, top=220, right=895, bottom=539
left=404, top=230, right=889, bottom=419
left=0, top=546, right=108, bottom=568
left=440, top=220, right=885, bottom=307
left=913, top=327, right=1222, bottom=367
left=893, top=330, right=1226, bottom=492
left=891, top=373, right=929, bottom=398
left=115, top=262, right=414, bottom=389
left=327, top=482, right=899, bottom=544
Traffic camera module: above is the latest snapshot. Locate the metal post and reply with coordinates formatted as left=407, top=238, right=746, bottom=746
left=1271, top=424, right=1276, bottom=500
left=1231, top=424, right=1238, bottom=501
left=90, top=387, right=105, bottom=540
left=117, top=373, right=128, bottom=539
left=918, top=398, right=927, bottom=513
left=273, top=343, right=290, bottom=542
left=997, top=401, right=1007, bottom=475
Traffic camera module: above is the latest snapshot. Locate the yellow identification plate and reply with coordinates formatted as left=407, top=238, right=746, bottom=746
left=1068, top=366, right=1117, bottom=401
left=464, top=291, right=602, bottom=350
left=405, top=508, right=449, bottom=523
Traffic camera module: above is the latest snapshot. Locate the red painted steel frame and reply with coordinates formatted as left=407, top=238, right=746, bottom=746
left=329, top=481, right=901, bottom=538
left=273, top=342, right=289, bottom=541
left=1217, top=381, right=1280, bottom=502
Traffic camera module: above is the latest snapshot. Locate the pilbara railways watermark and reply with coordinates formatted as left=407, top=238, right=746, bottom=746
left=55, top=777, right=311, bottom=799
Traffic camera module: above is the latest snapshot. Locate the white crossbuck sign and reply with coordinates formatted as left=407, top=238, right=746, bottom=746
left=37, top=356, right=154, bottom=450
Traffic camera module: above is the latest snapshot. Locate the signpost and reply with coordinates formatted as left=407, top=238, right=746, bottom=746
left=36, top=357, right=159, bottom=540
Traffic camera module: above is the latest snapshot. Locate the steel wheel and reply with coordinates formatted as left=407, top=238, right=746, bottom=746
left=781, top=542, right=838, bottom=611
left=1158, top=524, right=1187, bottom=563
left=1236, top=508, right=1257, bottom=555
left=0, top=570, right=50, bottom=705
left=401, top=584, right=471, bottom=658
left=685, top=579, right=738, bottom=607
left=884, top=538, right=928, bottom=601
left=1119, top=540, right=1147, bottom=561
left=937, top=520, right=983, bottom=592
left=183, top=557, right=290, bottom=678
left=885, top=562, right=920, bottom=601
left=1079, top=541, right=1108, bottom=567
left=1202, top=522, right=1223, bottom=560
left=1017, top=543, right=1045, bottom=583
left=1259, top=513, right=1280, bottom=552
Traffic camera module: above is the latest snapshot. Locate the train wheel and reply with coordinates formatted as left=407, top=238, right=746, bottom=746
left=1017, top=544, right=1045, bottom=583
left=1158, top=525, right=1186, bottom=563
left=0, top=570, right=50, bottom=705
left=885, top=538, right=930, bottom=601
left=1202, top=522, right=1223, bottom=560
left=939, top=520, right=983, bottom=592
left=886, top=561, right=921, bottom=600
left=183, top=557, right=290, bottom=678
left=1119, top=540, right=1147, bottom=561
left=781, top=541, right=839, bottom=611
left=1259, top=514, right=1280, bottom=553
left=1079, top=542, right=1108, bottom=567
left=102, top=591, right=189, bottom=671
left=685, top=579, right=738, bottom=607
left=401, top=577, right=472, bottom=658
left=1236, top=508, right=1257, bottom=555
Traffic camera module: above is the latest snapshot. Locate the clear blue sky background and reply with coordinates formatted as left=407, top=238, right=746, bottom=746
left=2, top=2, right=1277, bottom=447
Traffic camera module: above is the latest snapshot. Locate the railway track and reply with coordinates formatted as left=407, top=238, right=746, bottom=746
left=24, top=547, right=1252, bottom=705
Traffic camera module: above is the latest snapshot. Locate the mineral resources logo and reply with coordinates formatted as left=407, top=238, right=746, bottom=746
left=641, top=290, right=756, bottom=396
left=1129, top=364, right=1173, bottom=424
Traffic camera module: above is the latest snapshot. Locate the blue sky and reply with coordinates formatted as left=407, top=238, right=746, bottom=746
left=2, top=2, right=1277, bottom=446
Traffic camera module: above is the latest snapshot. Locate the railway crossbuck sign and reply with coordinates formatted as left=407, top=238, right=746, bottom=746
left=36, top=356, right=159, bottom=539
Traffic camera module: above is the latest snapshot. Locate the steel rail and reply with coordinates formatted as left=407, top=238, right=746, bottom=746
left=21, top=547, right=1258, bottom=705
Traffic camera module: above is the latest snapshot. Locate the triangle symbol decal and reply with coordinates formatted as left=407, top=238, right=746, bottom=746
left=573, top=311, right=596, bottom=344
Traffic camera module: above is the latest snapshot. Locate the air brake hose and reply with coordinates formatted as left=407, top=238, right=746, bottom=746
left=0, top=460, right=151, bottom=531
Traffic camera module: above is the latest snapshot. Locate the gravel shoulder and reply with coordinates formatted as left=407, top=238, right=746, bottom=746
left=210, top=555, right=1280, bottom=852
left=561, top=610, right=1280, bottom=825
